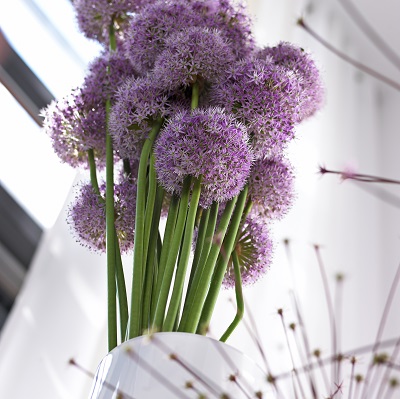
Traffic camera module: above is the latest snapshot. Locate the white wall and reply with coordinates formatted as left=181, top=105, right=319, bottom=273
left=214, top=0, right=400, bottom=392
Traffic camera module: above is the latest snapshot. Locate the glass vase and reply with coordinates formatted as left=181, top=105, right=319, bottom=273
left=88, top=332, right=270, bottom=398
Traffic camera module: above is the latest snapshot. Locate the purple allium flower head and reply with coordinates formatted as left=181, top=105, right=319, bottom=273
left=68, top=178, right=136, bottom=253
left=109, top=75, right=171, bottom=160
left=258, top=42, right=324, bottom=123
left=212, top=58, right=299, bottom=158
left=73, top=0, right=145, bottom=43
left=223, top=213, right=273, bottom=288
left=153, top=27, right=235, bottom=91
left=42, top=50, right=137, bottom=169
left=124, top=0, right=198, bottom=73
left=41, top=89, right=107, bottom=169
left=124, top=0, right=254, bottom=74
left=191, top=0, right=255, bottom=59
left=248, top=155, right=295, bottom=220
left=81, top=49, right=138, bottom=106
left=154, top=107, right=253, bottom=208
left=76, top=99, right=108, bottom=168
left=63, top=51, right=138, bottom=166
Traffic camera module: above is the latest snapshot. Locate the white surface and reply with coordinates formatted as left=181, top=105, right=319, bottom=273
left=0, top=175, right=108, bottom=398
left=0, top=0, right=400, bottom=398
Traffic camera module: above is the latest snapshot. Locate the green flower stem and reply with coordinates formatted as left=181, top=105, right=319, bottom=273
left=142, top=152, right=157, bottom=282
left=114, top=231, right=128, bottom=342
left=187, top=202, right=219, bottom=299
left=178, top=196, right=238, bottom=333
left=242, top=197, right=253, bottom=221
left=183, top=201, right=218, bottom=317
left=173, top=293, right=183, bottom=331
left=109, top=24, right=117, bottom=52
left=87, top=149, right=101, bottom=198
left=163, top=177, right=202, bottom=332
left=150, top=195, right=179, bottom=321
left=141, top=185, right=164, bottom=332
left=196, top=186, right=248, bottom=334
left=219, top=250, right=244, bottom=342
left=195, top=207, right=203, bottom=227
left=123, top=158, right=131, bottom=177
left=156, top=230, right=162, bottom=272
left=128, top=118, right=163, bottom=339
left=191, top=81, right=199, bottom=110
left=105, top=97, right=117, bottom=351
left=152, top=177, right=192, bottom=330
left=188, top=206, right=210, bottom=291
left=105, top=21, right=118, bottom=351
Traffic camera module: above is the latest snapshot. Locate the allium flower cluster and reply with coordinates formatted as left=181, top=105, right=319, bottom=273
left=154, top=108, right=253, bottom=208
left=74, top=0, right=145, bottom=43
left=56, top=0, right=325, bottom=301
left=68, top=178, right=136, bottom=253
left=153, top=27, right=234, bottom=91
left=258, top=42, right=324, bottom=123
left=212, top=58, right=298, bottom=158
left=223, top=214, right=273, bottom=288
left=248, top=156, right=295, bottom=220
left=123, top=0, right=254, bottom=74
